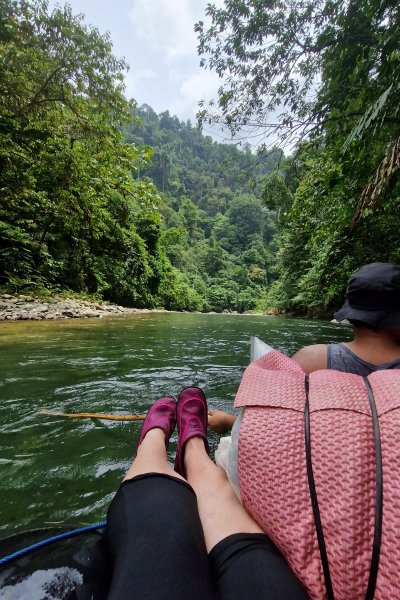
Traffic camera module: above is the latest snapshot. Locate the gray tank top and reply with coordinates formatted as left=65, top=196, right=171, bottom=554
left=327, top=343, right=400, bottom=376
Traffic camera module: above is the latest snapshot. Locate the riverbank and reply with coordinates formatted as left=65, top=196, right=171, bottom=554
left=0, top=292, right=282, bottom=321
left=0, top=293, right=156, bottom=321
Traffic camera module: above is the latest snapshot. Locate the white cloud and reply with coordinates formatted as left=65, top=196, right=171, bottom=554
left=129, top=0, right=198, bottom=66
left=171, top=69, right=222, bottom=121
left=126, top=0, right=225, bottom=122
left=124, top=68, right=157, bottom=99
left=56, top=0, right=230, bottom=131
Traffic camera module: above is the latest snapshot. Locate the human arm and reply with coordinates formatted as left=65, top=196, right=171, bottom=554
left=291, top=344, right=328, bottom=374
left=208, top=410, right=237, bottom=433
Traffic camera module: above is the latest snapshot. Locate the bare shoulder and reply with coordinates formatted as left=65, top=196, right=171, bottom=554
left=291, top=344, right=328, bottom=374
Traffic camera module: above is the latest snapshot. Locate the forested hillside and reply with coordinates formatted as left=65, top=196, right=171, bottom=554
left=0, top=0, right=162, bottom=308
left=125, top=105, right=282, bottom=311
left=198, top=0, right=400, bottom=314
left=0, top=0, right=282, bottom=313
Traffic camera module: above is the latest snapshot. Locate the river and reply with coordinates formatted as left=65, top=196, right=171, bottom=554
left=0, top=312, right=351, bottom=536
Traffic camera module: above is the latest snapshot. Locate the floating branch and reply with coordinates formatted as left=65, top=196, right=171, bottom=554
left=38, top=409, right=146, bottom=421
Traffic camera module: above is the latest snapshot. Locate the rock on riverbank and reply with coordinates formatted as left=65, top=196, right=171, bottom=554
left=0, top=294, right=150, bottom=321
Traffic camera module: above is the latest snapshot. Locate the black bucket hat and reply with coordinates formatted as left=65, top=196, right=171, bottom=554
left=334, top=262, right=400, bottom=329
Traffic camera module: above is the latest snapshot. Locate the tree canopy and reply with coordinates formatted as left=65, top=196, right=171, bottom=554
left=2, top=0, right=398, bottom=317
left=197, top=0, right=399, bottom=150
left=197, top=0, right=400, bottom=314
left=0, top=0, right=163, bottom=305
left=127, top=104, right=281, bottom=312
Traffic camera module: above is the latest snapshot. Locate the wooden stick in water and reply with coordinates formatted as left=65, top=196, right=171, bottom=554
left=38, top=409, right=146, bottom=421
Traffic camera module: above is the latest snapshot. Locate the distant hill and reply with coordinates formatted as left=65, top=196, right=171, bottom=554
left=124, top=104, right=283, bottom=312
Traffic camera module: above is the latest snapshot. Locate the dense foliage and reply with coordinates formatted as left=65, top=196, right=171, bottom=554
left=4, top=0, right=397, bottom=316
left=198, top=0, right=400, bottom=313
left=0, top=0, right=166, bottom=306
left=0, top=0, right=281, bottom=312
left=127, top=105, right=282, bottom=312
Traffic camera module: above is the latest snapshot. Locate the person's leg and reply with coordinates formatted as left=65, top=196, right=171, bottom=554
left=176, top=388, right=263, bottom=551
left=209, top=533, right=307, bottom=599
left=105, top=398, right=216, bottom=600
left=178, top=388, right=306, bottom=599
left=184, top=437, right=263, bottom=551
left=106, top=475, right=216, bottom=600
left=123, top=427, right=185, bottom=481
left=185, top=440, right=307, bottom=599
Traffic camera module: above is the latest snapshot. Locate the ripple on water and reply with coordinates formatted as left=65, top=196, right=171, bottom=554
left=0, top=568, right=83, bottom=600
left=0, top=313, right=352, bottom=534
left=64, top=357, right=119, bottom=367
left=95, top=460, right=128, bottom=478
left=71, top=493, right=115, bottom=518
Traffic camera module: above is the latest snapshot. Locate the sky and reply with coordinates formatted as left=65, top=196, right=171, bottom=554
left=49, top=0, right=225, bottom=135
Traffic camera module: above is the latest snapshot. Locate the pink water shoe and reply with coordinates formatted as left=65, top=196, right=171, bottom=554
left=174, top=387, right=209, bottom=476
left=138, top=397, right=177, bottom=449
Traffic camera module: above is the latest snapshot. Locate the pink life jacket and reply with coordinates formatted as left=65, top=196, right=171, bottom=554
left=234, top=349, right=400, bottom=600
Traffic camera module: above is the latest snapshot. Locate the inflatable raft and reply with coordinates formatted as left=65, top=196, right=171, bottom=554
left=0, top=524, right=109, bottom=598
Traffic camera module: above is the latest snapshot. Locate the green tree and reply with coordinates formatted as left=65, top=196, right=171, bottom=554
left=197, top=0, right=400, bottom=313
left=197, top=0, right=400, bottom=150
left=0, top=0, right=163, bottom=306
left=226, top=195, right=266, bottom=249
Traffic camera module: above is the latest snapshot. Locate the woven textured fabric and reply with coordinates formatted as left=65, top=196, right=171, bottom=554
left=368, top=372, right=400, bottom=600
left=234, top=352, right=400, bottom=599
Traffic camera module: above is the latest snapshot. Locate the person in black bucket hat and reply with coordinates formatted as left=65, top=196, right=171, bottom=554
left=333, top=262, right=400, bottom=329
left=208, top=262, right=400, bottom=434
left=289, top=262, right=400, bottom=377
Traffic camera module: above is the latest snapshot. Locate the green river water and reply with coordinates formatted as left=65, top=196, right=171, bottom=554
left=0, top=312, right=351, bottom=537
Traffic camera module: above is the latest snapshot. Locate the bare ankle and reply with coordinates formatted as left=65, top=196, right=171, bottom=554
left=185, top=436, right=208, bottom=456
left=137, top=427, right=166, bottom=454
left=184, top=437, right=210, bottom=474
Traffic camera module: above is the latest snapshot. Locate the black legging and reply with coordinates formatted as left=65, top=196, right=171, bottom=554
left=106, top=473, right=307, bottom=600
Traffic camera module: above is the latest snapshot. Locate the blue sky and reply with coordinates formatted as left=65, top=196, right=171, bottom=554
left=49, top=0, right=224, bottom=129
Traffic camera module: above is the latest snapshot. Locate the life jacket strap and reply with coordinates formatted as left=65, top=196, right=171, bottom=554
left=363, top=378, right=383, bottom=600
left=304, top=375, right=335, bottom=600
